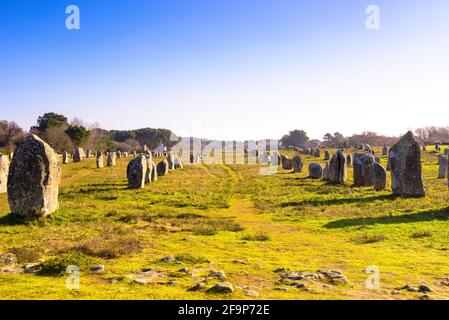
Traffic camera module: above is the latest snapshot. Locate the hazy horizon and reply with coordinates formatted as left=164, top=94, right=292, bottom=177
left=1, top=0, right=449, bottom=141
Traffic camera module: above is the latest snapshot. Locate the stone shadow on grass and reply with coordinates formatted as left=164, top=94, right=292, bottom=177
left=324, top=207, right=449, bottom=229
left=0, top=213, right=28, bottom=226
left=281, top=194, right=397, bottom=208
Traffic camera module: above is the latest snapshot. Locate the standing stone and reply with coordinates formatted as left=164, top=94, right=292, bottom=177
left=346, top=153, right=352, bottom=166
left=167, top=153, right=175, bottom=171
left=86, top=149, right=92, bottom=158
left=9, top=152, right=13, bottom=161
left=353, top=153, right=375, bottom=187
left=157, top=160, right=169, bottom=176
left=388, top=131, right=425, bottom=197
left=328, top=150, right=346, bottom=183
left=116, top=151, right=122, bottom=159
left=292, top=155, right=303, bottom=173
left=323, top=161, right=329, bottom=181
left=271, top=152, right=281, bottom=166
left=62, top=152, right=69, bottom=164
left=127, top=156, right=147, bottom=189
left=444, top=149, right=449, bottom=156
left=309, top=163, right=323, bottom=179
left=0, top=154, right=9, bottom=194
left=438, top=155, right=448, bottom=179
left=151, top=161, right=158, bottom=182
left=174, top=158, right=183, bottom=169
left=96, top=151, right=104, bottom=168
left=314, top=148, right=321, bottom=158
left=7, top=134, right=61, bottom=218
left=382, top=146, right=389, bottom=156
left=324, top=150, right=330, bottom=161
left=73, top=148, right=84, bottom=162
left=373, top=162, right=387, bottom=191
left=107, top=152, right=116, bottom=167
left=281, top=156, right=293, bottom=170
left=144, top=155, right=153, bottom=183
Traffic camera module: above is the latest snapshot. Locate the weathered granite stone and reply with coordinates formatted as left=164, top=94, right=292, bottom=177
left=323, top=161, right=329, bottom=181
left=0, top=154, right=9, bottom=194
left=353, top=152, right=375, bottom=187
left=382, top=146, right=389, bottom=156
left=73, top=148, right=84, bottom=162
left=7, top=134, right=61, bottom=218
left=151, top=161, right=158, bottom=182
left=174, top=158, right=183, bottom=169
left=167, top=153, right=175, bottom=171
left=309, top=163, right=323, bottom=179
left=107, top=152, right=116, bottom=167
left=157, top=159, right=169, bottom=176
left=388, top=131, right=425, bottom=197
left=329, top=150, right=346, bottom=183
left=324, top=150, right=330, bottom=161
left=96, top=151, right=104, bottom=168
left=144, top=155, right=153, bottom=183
left=438, top=155, right=448, bottom=179
left=373, top=162, right=387, bottom=191
left=292, top=155, right=303, bottom=173
left=127, top=156, right=147, bottom=189
left=281, top=156, right=293, bottom=170
left=62, top=152, right=69, bottom=164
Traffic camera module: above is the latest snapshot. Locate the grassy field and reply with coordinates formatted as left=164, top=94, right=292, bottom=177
left=1, top=147, right=449, bottom=300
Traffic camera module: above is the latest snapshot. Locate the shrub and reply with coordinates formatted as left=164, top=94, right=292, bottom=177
left=39, top=252, right=98, bottom=276
left=242, top=232, right=271, bottom=241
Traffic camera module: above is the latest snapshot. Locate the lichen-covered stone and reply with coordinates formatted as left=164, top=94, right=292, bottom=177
left=309, top=163, right=323, bottom=179
left=157, top=159, right=169, bottom=176
left=373, top=162, right=387, bottom=191
left=0, top=154, right=9, bottom=194
left=127, top=156, right=147, bottom=189
left=388, top=131, right=425, bottom=197
left=7, top=134, right=61, bottom=218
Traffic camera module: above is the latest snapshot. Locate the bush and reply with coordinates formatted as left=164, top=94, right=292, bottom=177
left=242, top=232, right=271, bottom=241
left=39, top=252, right=98, bottom=276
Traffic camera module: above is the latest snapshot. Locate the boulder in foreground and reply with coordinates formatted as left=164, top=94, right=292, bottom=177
left=7, top=134, right=61, bottom=218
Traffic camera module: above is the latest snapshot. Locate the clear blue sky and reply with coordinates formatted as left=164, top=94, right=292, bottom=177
left=1, top=0, right=449, bottom=140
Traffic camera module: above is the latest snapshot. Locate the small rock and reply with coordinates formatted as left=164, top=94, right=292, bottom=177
left=178, top=268, right=189, bottom=273
left=232, top=259, right=248, bottom=265
left=133, top=279, right=148, bottom=285
left=23, top=261, right=44, bottom=273
left=208, top=270, right=226, bottom=280
left=399, top=284, right=419, bottom=292
left=273, top=287, right=288, bottom=291
left=418, top=284, right=433, bottom=293
left=389, top=290, right=400, bottom=295
left=90, top=265, right=105, bottom=273
left=0, top=253, right=17, bottom=265
left=274, top=267, right=289, bottom=273
left=419, top=294, right=432, bottom=300
left=188, top=283, right=205, bottom=292
left=160, top=256, right=176, bottom=262
left=245, top=290, right=259, bottom=297
left=207, top=282, right=234, bottom=294
left=295, top=283, right=310, bottom=291
left=142, top=267, right=155, bottom=273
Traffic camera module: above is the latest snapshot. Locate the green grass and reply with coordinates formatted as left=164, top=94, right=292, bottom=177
left=0, top=148, right=449, bottom=300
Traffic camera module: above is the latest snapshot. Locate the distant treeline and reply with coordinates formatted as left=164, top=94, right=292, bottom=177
left=0, top=113, right=179, bottom=154
left=2, top=114, right=449, bottom=154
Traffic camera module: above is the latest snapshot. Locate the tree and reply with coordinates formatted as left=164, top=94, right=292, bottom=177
left=44, top=127, right=73, bottom=152
left=65, top=125, right=90, bottom=148
left=32, top=113, right=68, bottom=133
left=0, top=120, right=24, bottom=150
left=280, top=130, right=309, bottom=149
